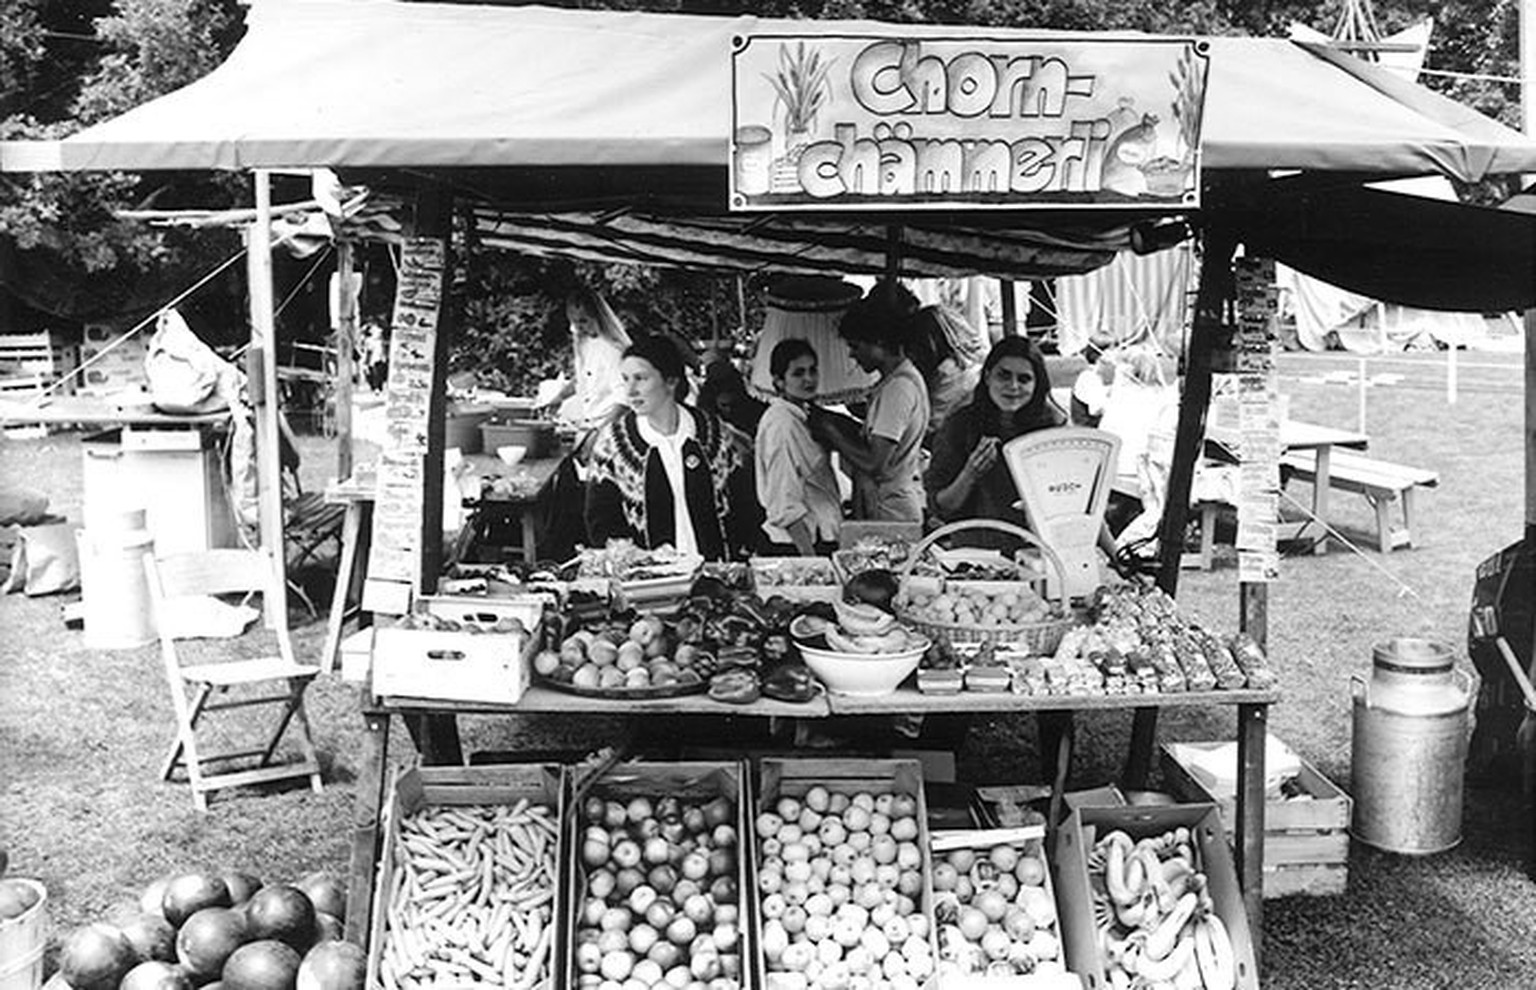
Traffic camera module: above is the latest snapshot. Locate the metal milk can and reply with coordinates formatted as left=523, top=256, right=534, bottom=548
left=1351, top=637, right=1471, bottom=854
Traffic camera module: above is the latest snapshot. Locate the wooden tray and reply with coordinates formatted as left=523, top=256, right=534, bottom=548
left=533, top=673, right=708, bottom=701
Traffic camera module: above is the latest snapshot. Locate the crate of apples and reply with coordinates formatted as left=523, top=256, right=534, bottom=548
left=930, top=836, right=1066, bottom=984
left=568, top=762, right=748, bottom=990
left=535, top=616, right=711, bottom=695
left=754, top=759, right=937, bottom=990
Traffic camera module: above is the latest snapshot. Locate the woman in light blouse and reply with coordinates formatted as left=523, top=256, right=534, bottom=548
left=755, top=338, right=842, bottom=556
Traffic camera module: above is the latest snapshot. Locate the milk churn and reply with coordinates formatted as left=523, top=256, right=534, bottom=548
left=77, top=507, right=156, bottom=650
left=1350, top=637, right=1471, bottom=854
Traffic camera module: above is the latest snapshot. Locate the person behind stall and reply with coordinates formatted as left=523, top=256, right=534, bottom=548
left=584, top=335, right=746, bottom=561
left=1070, top=333, right=1116, bottom=428
left=697, top=354, right=766, bottom=438
left=808, top=283, right=929, bottom=522
left=906, top=303, right=984, bottom=441
left=545, top=287, right=632, bottom=444
left=925, top=335, right=1066, bottom=536
left=755, top=338, right=842, bottom=556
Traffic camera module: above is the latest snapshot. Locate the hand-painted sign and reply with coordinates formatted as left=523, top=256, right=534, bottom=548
left=730, top=34, right=1207, bottom=210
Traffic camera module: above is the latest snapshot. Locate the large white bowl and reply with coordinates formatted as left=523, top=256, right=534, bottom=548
left=497, top=444, right=528, bottom=467
left=798, top=638, right=929, bottom=697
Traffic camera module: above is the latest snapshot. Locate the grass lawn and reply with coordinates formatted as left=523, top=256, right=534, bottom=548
left=3, top=346, right=1534, bottom=989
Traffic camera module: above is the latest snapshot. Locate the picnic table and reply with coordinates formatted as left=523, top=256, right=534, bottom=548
left=1276, top=419, right=1370, bottom=555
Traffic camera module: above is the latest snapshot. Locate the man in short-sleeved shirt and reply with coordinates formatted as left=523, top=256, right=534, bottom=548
left=809, top=283, right=930, bottom=522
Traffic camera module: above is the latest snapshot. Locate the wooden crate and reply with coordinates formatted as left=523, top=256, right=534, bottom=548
left=1055, top=803, right=1260, bottom=990
left=367, top=764, right=567, bottom=990
left=752, top=759, right=939, bottom=990
left=1160, top=739, right=1351, bottom=898
left=565, top=760, right=754, bottom=990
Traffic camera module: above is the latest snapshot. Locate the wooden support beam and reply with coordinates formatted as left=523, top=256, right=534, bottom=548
left=247, top=170, right=288, bottom=632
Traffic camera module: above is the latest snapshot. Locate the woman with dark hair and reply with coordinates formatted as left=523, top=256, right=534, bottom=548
left=925, top=335, right=1066, bottom=529
left=755, top=338, right=842, bottom=556
left=584, top=334, right=744, bottom=560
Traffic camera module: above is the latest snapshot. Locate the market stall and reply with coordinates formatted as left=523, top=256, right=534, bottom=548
left=9, top=5, right=1536, bottom=988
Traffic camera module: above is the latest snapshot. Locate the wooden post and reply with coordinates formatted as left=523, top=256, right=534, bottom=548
left=333, top=239, right=357, bottom=480
left=1000, top=279, right=1018, bottom=336
left=1123, top=226, right=1238, bottom=791
left=246, top=169, right=288, bottom=631
left=885, top=226, right=903, bottom=282
left=415, top=189, right=454, bottom=596
left=1524, top=306, right=1536, bottom=881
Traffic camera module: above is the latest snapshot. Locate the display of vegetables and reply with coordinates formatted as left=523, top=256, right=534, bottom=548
left=379, top=801, right=559, bottom=990
left=572, top=791, right=743, bottom=990
left=1089, top=827, right=1236, bottom=990
left=931, top=843, right=1066, bottom=981
left=755, top=787, right=934, bottom=990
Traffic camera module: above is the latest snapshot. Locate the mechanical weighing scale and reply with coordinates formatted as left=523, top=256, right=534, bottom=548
left=1002, top=427, right=1121, bottom=601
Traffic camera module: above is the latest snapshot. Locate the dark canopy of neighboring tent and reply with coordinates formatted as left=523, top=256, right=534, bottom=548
left=4, top=2, right=1536, bottom=306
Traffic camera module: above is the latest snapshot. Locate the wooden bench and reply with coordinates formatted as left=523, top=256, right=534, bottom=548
left=1279, top=448, right=1438, bottom=552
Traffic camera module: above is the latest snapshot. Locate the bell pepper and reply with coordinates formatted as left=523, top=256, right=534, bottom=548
left=708, top=669, right=761, bottom=704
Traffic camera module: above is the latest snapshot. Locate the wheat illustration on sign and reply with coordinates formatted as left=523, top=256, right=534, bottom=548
left=764, top=41, right=835, bottom=159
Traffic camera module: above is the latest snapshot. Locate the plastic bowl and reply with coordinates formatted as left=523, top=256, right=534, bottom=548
left=497, top=444, right=528, bottom=467
left=798, top=638, right=929, bottom=697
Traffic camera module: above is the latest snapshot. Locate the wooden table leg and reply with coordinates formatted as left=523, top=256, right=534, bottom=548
left=344, top=702, right=390, bottom=946
left=1312, top=446, right=1333, bottom=555
left=404, top=712, right=465, bottom=766
left=521, top=505, right=538, bottom=564
left=1122, top=707, right=1159, bottom=790
left=321, top=503, right=365, bottom=674
left=1236, top=702, right=1268, bottom=968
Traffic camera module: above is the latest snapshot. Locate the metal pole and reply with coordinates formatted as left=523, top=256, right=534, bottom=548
left=247, top=169, right=288, bottom=631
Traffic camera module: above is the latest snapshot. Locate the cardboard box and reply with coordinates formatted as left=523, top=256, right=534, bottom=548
left=1054, top=803, right=1260, bottom=990
left=1160, top=739, right=1351, bottom=898
left=367, top=764, right=566, bottom=990
left=371, top=625, right=533, bottom=705
left=928, top=826, right=1074, bottom=988
left=565, top=761, right=753, bottom=990
left=419, top=592, right=551, bottom=635
left=752, top=759, right=938, bottom=990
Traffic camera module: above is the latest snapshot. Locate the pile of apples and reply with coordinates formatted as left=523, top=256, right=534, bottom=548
left=899, top=585, right=1054, bottom=629
left=573, top=792, right=743, bottom=990
left=755, top=787, right=934, bottom=990
left=931, top=844, right=1065, bottom=981
left=536, top=617, right=708, bottom=692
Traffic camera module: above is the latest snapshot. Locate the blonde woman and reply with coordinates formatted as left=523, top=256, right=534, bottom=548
left=545, top=287, right=632, bottom=441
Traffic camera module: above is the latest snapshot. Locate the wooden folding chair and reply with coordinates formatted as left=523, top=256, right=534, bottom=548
left=143, top=547, right=324, bottom=811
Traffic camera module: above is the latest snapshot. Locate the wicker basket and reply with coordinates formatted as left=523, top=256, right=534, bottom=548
left=895, top=519, right=1082, bottom=655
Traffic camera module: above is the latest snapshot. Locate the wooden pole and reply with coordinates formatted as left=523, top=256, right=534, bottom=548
left=999, top=279, right=1018, bottom=336
left=1524, top=306, right=1536, bottom=881
left=246, top=169, right=288, bottom=631
left=885, top=226, right=903, bottom=282
left=334, top=239, right=356, bottom=480
left=1124, top=226, right=1237, bottom=791
left=415, top=190, right=454, bottom=596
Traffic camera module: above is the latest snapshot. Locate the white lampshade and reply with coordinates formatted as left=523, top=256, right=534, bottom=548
left=749, top=277, right=875, bottom=403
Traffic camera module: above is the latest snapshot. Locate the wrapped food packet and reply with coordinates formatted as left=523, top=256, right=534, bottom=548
left=1173, top=629, right=1218, bottom=691
left=1196, top=626, right=1248, bottom=689
left=1228, top=631, right=1278, bottom=689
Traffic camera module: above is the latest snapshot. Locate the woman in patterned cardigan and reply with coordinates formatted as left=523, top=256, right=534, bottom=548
left=584, top=335, right=745, bottom=561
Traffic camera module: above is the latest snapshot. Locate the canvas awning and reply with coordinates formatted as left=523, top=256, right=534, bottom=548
left=4, top=1, right=1536, bottom=300
left=5, top=2, right=1536, bottom=183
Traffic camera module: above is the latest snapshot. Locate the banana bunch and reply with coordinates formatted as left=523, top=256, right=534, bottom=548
left=1089, top=828, right=1236, bottom=990
left=821, top=601, right=920, bottom=655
